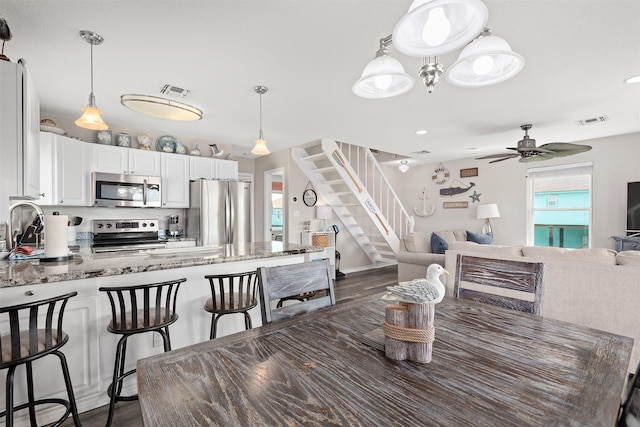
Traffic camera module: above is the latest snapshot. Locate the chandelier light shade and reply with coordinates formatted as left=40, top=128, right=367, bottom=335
left=120, top=94, right=203, bottom=121
left=398, top=161, right=410, bottom=173
left=445, top=30, right=525, bottom=87
left=352, top=39, right=414, bottom=99
left=75, top=30, right=108, bottom=130
left=392, top=0, right=489, bottom=57
left=251, top=85, right=270, bottom=156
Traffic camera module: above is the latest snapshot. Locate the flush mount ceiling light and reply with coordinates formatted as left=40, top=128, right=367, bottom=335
left=251, top=85, right=270, bottom=156
left=75, top=30, right=108, bottom=130
left=120, top=94, right=202, bottom=121
left=398, top=161, right=410, bottom=173
left=624, top=74, right=640, bottom=84
left=353, top=0, right=523, bottom=97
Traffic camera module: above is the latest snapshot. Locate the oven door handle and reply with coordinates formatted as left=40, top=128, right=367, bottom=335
left=143, top=178, right=148, bottom=206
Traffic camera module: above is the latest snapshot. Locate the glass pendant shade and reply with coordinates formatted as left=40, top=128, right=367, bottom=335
left=392, top=0, right=489, bottom=57
left=445, top=34, right=524, bottom=87
left=251, top=139, right=270, bottom=155
left=352, top=54, right=414, bottom=99
left=121, top=94, right=202, bottom=121
left=75, top=105, right=107, bottom=130
left=398, top=161, right=410, bottom=173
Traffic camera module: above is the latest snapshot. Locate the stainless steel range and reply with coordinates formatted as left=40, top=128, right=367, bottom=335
left=92, top=219, right=167, bottom=253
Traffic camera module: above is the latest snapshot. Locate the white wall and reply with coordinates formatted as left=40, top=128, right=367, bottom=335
left=383, top=131, right=640, bottom=249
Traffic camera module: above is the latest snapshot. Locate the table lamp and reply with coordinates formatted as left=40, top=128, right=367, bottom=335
left=316, top=205, right=332, bottom=232
left=476, top=204, right=500, bottom=237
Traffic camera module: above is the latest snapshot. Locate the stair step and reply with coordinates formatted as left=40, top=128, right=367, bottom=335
left=377, top=251, right=395, bottom=257
left=333, top=192, right=352, bottom=196
left=302, top=152, right=326, bottom=161
left=325, top=179, right=345, bottom=185
left=313, top=166, right=335, bottom=174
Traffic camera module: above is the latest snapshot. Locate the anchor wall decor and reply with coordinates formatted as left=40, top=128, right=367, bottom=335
left=414, top=188, right=435, bottom=217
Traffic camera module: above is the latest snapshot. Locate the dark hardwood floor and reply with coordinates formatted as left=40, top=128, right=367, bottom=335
left=57, top=264, right=398, bottom=427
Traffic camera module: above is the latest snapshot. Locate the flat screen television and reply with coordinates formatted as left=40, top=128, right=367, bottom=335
left=627, top=182, right=640, bottom=235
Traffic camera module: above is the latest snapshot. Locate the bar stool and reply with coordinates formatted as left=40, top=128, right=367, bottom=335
left=0, top=291, right=82, bottom=427
left=204, top=271, right=258, bottom=339
left=99, top=278, right=185, bottom=427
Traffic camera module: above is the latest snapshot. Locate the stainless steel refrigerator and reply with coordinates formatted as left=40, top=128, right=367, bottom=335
left=187, top=179, right=252, bottom=245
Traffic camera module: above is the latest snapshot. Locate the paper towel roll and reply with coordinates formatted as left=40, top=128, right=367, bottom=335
left=44, top=214, right=69, bottom=258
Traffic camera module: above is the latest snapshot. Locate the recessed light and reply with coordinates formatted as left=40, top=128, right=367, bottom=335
left=415, top=130, right=428, bottom=135
left=624, top=74, right=640, bottom=84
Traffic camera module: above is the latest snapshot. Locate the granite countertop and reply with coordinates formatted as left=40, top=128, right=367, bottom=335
left=0, top=242, right=322, bottom=288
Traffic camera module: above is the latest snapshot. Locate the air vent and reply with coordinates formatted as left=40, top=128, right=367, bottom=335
left=412, top=150, right=431, bottom=155
left=575, top=115, right=609, bottom=126
left=160, top=84, right=190, bottom=98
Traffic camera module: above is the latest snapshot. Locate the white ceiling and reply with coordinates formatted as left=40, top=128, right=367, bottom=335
left=2, top=0, right=639, bottom=164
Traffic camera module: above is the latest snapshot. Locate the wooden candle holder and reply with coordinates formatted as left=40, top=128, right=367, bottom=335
left=383, top=302, right=435, bottom=363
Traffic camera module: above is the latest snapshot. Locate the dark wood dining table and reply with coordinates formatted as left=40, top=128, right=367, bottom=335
left=137, top=293, right=632, bottom=427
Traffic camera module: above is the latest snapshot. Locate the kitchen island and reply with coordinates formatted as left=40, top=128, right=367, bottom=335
left=0, top=241, right=324, bottom=426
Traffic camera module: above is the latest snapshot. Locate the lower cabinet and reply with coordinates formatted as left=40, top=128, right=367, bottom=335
left=0, top=255, right=305, bottom=425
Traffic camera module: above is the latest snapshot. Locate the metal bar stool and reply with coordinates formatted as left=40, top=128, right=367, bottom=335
left=99, top=278, right=185, bottom=427
left=0, top=291, right=82, bottom=427
left=204, top=271, right=258, bottom=339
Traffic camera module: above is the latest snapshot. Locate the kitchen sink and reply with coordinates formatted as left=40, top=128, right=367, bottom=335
left=144, top=246, right=222, bottom=256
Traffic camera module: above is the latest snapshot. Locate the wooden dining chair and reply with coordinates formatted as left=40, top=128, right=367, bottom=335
left=258, top=259, right=335, bottom=324
left=618, top=362, right=640, bottom=426
left=454, top=254, right=545, bottom=315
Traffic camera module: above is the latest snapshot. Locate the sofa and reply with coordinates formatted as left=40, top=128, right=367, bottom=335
left=441, top=241, right=640, bottom=373
left=396, top=229, right=469, bottom=282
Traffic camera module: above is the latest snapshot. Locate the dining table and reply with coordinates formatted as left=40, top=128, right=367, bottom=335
left=137, top=293, right=633, bottom=427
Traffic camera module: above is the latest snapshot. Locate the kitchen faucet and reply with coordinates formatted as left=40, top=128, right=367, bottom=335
left=8, top=201, right=44, bottom=250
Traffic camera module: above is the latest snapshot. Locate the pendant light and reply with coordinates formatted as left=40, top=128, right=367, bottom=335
left=398, top=161, right=410, bottom=173
left=445, top=28, right=525, bottom=87
left=251, top=85, right=270, bottom=156
left=75, top=30, right=108, bottom=130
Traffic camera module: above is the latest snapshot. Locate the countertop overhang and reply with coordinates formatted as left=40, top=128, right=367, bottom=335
left=0, top=242, right=323, bottom=287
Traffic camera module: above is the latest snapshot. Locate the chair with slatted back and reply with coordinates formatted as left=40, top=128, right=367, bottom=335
left=258, top=259, right=335, bottom=324
left=454, top=254, right=545, bottom=315
left=618, top=362, right=640, bottom=426
left=0, top=291, right=82, bottom=427
left=99, top=278, right=185, bottom=427
left=204, top=271, right=259, bottom=339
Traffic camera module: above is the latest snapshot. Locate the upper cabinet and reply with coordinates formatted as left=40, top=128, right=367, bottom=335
left=91, top=144, right=160, bottom=176
left=0, top=60, right=40, bottom=223
left=39, top=133, right=90, bottom=206
left=189, top=157, right=238, bottom=180
left=160, top=153, right=190, bottom=208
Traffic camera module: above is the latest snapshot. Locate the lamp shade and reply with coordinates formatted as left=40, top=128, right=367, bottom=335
left=121, top=94, right=203, bottom=121
left=251, top=139, right=270, bottom=155
left=315, top=205, right=332, bottom=220
left=392, top=0, right=489, bottom=57
left=476, top=203, right=500, bottom=219
left=352, top=53, right=414, bottom=99
left=445, top=34, right=525, bottom=87
left=75, top=106, right=108, bottom=130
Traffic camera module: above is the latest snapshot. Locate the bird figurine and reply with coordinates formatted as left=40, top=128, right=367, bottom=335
left=0, top=17, right=12, bottom=62
left=382, top=264, right=449, bottom=304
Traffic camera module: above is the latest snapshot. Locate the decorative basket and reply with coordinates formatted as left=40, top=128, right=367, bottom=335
left=312, top=234, right=329, bottom=247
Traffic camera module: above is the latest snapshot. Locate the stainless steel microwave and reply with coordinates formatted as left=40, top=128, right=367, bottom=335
left=92, top=172, right=161, bottom=207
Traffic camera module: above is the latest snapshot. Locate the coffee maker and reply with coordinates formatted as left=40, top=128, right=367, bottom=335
left=169, top=215, right=179, bottom=238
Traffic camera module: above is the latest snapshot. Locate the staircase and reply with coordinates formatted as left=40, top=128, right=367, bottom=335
left=292, top=138, right=414, bottom=266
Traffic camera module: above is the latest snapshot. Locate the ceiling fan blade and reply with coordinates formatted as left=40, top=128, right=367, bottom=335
left=538, top=143, right=593, bottom=157
left=490, top=156, right=520, bottom=163
left=476, top=153, right=520, bottom=160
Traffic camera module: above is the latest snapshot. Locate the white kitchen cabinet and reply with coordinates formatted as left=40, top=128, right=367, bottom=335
left=0, top=280, right=101, bottom=421
left=161, top=152, right=190, bottom=208
left=91, top=145, right=160, bottom=176
left=38, top=132, right=90, bottom=206
left=0, top=60, right=40, bottom=224
left=189, top=157, right=238, bottom=180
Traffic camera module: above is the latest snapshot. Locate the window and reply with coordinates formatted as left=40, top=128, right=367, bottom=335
left=526, top=162, right=593, bottom=248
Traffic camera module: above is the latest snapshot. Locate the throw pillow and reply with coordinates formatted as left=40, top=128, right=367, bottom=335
left=467, top=230, right=493, bottom=245
left=431, top=232, right=449, bottom=254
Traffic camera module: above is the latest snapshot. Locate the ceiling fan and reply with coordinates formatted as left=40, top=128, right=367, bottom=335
left=476, top=124, right=592, bottom=163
